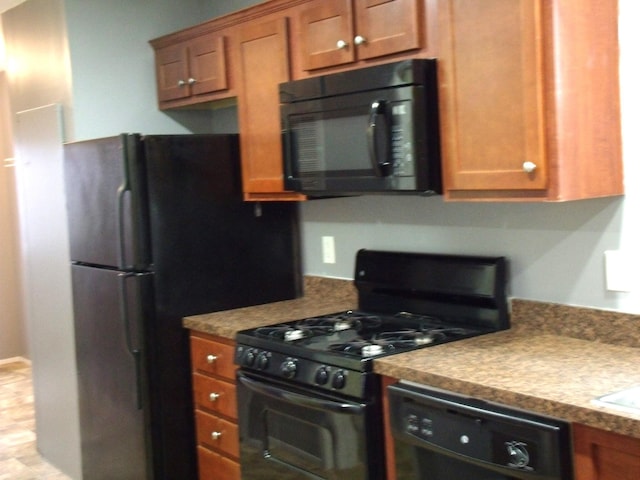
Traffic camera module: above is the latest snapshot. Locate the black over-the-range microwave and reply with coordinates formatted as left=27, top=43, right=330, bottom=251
left=280, top=59, right=441, bottom=196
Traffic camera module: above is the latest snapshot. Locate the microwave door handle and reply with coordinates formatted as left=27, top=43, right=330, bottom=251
left=367, top=100, right=392, bottom=177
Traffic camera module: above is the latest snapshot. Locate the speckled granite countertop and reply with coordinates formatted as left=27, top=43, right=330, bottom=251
left=184, top=277, right=640, bottom=439
left=183, top=276, right=357, bottom=338
left=375, top=299, right=640, bottom=439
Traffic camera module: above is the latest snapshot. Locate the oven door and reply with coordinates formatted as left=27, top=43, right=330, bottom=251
left=236, top=370, right=384, bottom=480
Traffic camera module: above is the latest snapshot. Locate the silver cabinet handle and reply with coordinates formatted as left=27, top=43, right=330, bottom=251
left=336, top=39, right=348, bottom=49
left=188, top=77, right=196, bottom=85
left=209, top=392, right=221, bottom=402
left=211, top=431, right=222, bottom=440
left=206, top=354, right=218, bottom=364
left=354, top=35, right=367, bottom=45
left=177, top=79, right=186, bottom=87
left=522, top=161, right=537, bottom=173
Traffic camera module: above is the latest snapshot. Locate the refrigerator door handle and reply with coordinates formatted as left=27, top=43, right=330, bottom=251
left=116, top=180, right=130, bottom=270
left=118, top=272, right=143, bottom=410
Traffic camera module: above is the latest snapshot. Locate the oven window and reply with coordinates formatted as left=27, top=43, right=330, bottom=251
left=264, top=409, right=336, bottom=474
left=237, top=374, right=373, bottom=480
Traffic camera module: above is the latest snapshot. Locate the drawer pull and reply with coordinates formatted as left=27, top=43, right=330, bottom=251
left=211, top=431, right=222, bottom=440
left=209, top=392, right=221, bottom=402
left=206, top=354, right=218, bottom=364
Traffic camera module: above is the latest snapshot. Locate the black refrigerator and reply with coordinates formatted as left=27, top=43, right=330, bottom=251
left=63, top=134, right=301, bottom=480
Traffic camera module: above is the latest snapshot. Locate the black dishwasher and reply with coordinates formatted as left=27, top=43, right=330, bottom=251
left=388, top=383, right=574, bottom=479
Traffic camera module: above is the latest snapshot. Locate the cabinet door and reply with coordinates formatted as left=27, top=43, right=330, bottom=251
left=189, top=34, right=228, bottom=97
left=237, top=17, right=304, bottom=201
left=197, top=446, right=241, bottom=480
left=355, top=0, right=421, bottom=60
left=191, top=335, right=236, bottom=381
left=155, top=42, right=190, bottom=102
left=573, top=424, right=640, bottom=480
left=439, top=0, right=547, bottom=196
left=300, top=0, right=354, bottom=70
left=300, top=0, right=421, bottom=71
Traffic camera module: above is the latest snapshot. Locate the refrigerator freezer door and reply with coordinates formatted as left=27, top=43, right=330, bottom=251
left=64, top=135, right=150, bottom=270
left=71, top=264, right=153, bottom=480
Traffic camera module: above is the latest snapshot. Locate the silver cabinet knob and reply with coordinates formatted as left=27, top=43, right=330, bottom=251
left=177, top=79, right=186, bottom=87
left=209, top=392, right=220, bottom=402
left=211, top=431, right=222, bottom=440
left=522, top=161, right=537, bottom=173
left=206, top=354, right=218, bottom=364
left=336, top=39, right=348, bottom=49
left=188, top=77, right=196, bottom=85
left=354, top=35, right=367, bottom=45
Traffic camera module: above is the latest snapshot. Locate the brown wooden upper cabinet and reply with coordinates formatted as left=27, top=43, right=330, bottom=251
left=152, top=32, right=230, bottom=109
left=299, top=0, right=422, bottom=71
left=236, top=17, right=305, bottom=201
left=438, top=0, right=623, bottom=201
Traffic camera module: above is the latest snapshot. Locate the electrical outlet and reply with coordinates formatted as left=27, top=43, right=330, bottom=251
left=322, top=236, right=336, bottom=264
left=605, top=250, right=632, bottom=292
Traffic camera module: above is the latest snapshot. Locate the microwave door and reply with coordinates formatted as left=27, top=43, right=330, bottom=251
left=284, top=106, right=382, bottom=191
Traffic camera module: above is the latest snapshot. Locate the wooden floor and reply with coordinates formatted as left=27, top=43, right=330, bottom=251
left=0, top=360, right=71, bottom=479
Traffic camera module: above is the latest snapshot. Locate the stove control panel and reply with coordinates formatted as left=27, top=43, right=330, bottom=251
left=235, top=344, right=366, bottom=398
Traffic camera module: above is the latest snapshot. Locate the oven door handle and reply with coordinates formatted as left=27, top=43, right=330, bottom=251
left=238, top=372, right=366, bottom=415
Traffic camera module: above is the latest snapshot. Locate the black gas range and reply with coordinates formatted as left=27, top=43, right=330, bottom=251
left=235, top=249, right=509, bottom=398
left=234, top=249, right=509, bottom=480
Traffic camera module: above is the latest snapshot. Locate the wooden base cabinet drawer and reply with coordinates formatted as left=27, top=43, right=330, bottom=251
left=197, top=445, right=241, bottom=480
left=196, top=410, right=239, bottom=458
left=193, top=372, right=237, bottom=418
left=191, top=335, right=237, bottom=380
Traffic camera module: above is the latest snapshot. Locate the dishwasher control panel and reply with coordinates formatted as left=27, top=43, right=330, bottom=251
left=388, top=383, right=574, bottom=479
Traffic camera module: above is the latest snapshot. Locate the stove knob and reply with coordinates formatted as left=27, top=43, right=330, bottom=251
left=243, top=348, right=256, bottom=367
left=315, top=366, right=330, bottom=385
left=256, top=352, right=270, bottom=370
left=332, top=370, right=347, bottom=389
left=280, top=359, right=298, bottom=379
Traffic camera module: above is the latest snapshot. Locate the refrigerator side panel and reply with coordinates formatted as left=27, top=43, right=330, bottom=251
left=145, top=134, right=302, bottom=317
left=71, top=264, right=152, bottom=480
left=64, top=135, right=150, bottom=269
left=142, top=134, right=302, bottom=480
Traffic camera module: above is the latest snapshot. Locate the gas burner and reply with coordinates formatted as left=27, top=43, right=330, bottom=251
left=254, top=324, right=318, bottom=342
left=329, top=339, right=397, bottom=357
left=377, top=329, right=437, bottom=346
left=297, top=311, right=382, bottom=333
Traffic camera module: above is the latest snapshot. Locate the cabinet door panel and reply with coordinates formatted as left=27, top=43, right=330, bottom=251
left=356, top=0, right=421, bottom=60
left=193, top=373, right=237, bottom=419
left=300, top=0, right=354, bottom=70
left=197, top=446, right=241, bottom=480
left=190, top=34, right=228, bottom=96
left=573, top=424, right=640, bottom=480
left=191, top=335, right=236, bottom=381
left=156, top=43, right=189, bottom=102
left=440, top=0, right=547, bottom=192
left=238, top=17, right=298, bottom=198
left=195, top=410, right=240, bottom=458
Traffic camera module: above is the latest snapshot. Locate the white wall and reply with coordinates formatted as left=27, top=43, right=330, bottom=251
left=300, top=1, right=640, bottom=314
left=63, top=0, right=215, bottom=140
left=0, top=70, right=24, bottom=359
